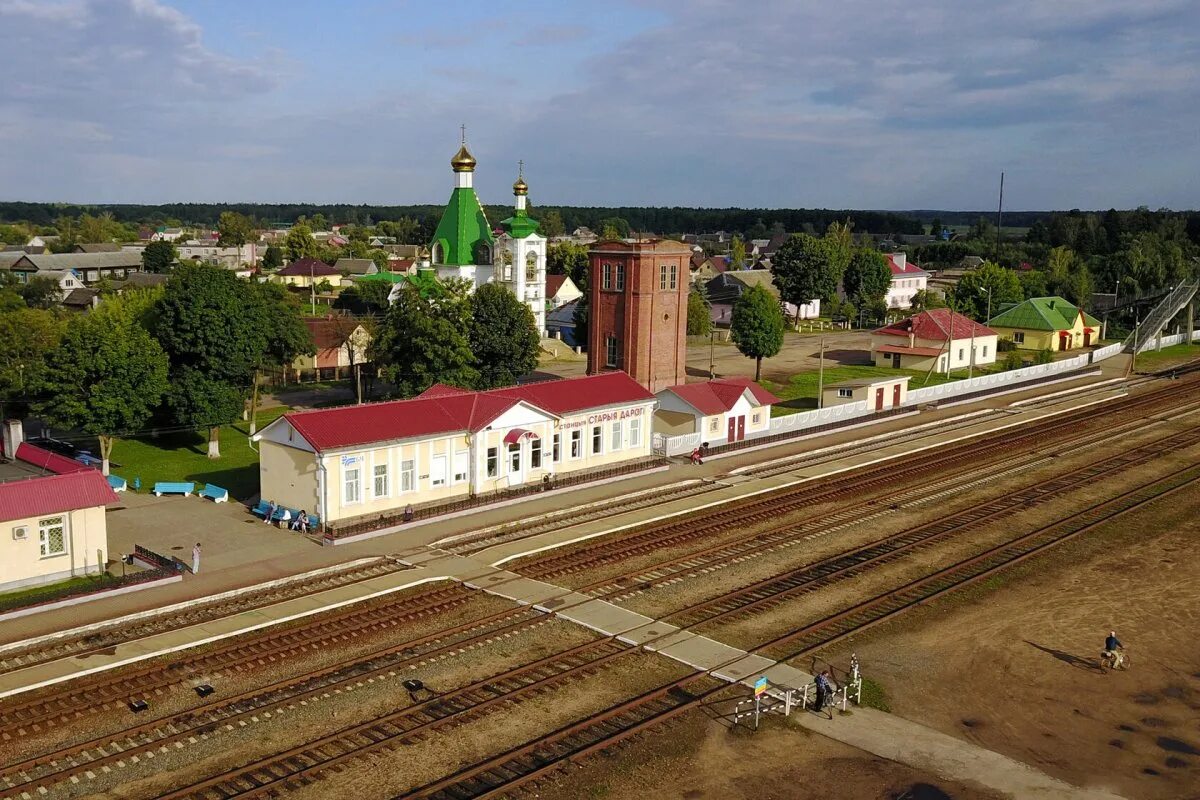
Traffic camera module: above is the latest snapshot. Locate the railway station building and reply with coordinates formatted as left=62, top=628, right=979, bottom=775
left=870, top=308, right=998, bottom=371
left=653, top=378, right=780, bottom=444
left=253, top=372, right=656, bottom=524
left=822, top=375, right=910, bottom=411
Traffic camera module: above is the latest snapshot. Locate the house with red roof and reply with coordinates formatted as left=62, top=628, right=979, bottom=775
left=252, top=372, right=657, bottom=523
left=870, top=308, right=998, bottom=371
left=290, top=317, right=372, bottom=381
left=1, top=422, right=119, bottom=592
left=654, top=378, right=780, bottom=445
left=883, top=253, right=931, bottom=309
left=545, top=274, right=582, bottom=309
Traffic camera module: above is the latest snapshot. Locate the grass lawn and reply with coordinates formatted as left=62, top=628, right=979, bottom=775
left=763, top=365, right=989, bottom=415
left=1132, top=342, right=1200, bottom=370
left=108, top=406, right=290, bottom=502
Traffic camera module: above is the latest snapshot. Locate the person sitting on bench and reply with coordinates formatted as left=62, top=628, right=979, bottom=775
left=290, top=510, right=309, bottom=531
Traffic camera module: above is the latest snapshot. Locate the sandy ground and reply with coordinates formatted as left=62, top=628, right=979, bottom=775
left=533, top=711, right=1003, bottom=800
left=821, top=485, right=1200, bottom=800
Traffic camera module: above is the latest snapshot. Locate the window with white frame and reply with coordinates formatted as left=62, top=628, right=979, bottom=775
left=615, top=264, right=625, bottom=290
left=508, top=443, right=521, bottom=472
left=629, top=417, right=642, bottom=447
left=453, top=452, right=468, bottom=483
left=570, top=429, right=582, bottom=458
left=606, top=336, right=619, bottom=367
left=486, top=447, right=499, bottom=477
left=1013, top=332, right=1025, bottom=344
left=343, top=467, right=361, bottom=504
left=837, top=388, right=854, bottom=398
left=752, top=412, right=761, bottom=424
left=591, top=426, right=602, bottom=455
left=430, top=455, right=447, bottom=487
left=982, top=345, right=989, bottom=357
left=611, top=421, right=622, bottom=451
left=38, top=516, right=66, bottom=557
left=373, top=463, right=389, bottom=498
left=400, top=459, right=415, bottom=492
left=602, top=263, right=612, bottom=290
left=531, top=438, right=542, bottom=468
left=552, top=433, right=561, bottom=462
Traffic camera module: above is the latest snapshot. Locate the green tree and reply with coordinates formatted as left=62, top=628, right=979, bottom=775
left=842, top=249, right=892, bottom=307
left=929, top=217, right=944, bottom=237
left=547, top=242, right=589, bottom=282
left=155, top=265, right=271, bottom=458
left=824, top=219, right=854, bottom=277
left=262, top=243, right=284, bottom=271
left=730, top=235, right=747, bottom=270
left=469, top=283, right=541, bottom=389
left=18, top=277, right=63, bottom=309
left=687, top=286, right=712, bottom=336
left=371, top=280, right=479, bottom=396
left=730, top=284, right=784, bottom=381
left=0, top=224, right=27, bottom=245
left=540, top=210, right=566, bottom=239
left=572, top=270, right=590, bottom=349
left=0, top=307, right=65, bottom=418
left=284, top=224, right=317, bottom=262
left=34, top=296, right=169, bottom=474
left=1018, top=269, right=1049, bottom=299
left=142, top=240, right=177, bottom=273
left=217, top=211, right=256, bottom=267
left=953, top=261, right=1022, bottom=320
left=599, top=217, right=630, bottom=239
left=910, top=289, right=946, bottom=311
left=770, top=233, right=840, bottom=318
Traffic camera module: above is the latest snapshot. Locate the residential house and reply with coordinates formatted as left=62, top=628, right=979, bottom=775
left=334, top=258, right=378, bottom=277
left=959, top=256, right=985, bottom=270
left=72, top=243, right=122, bottom=253
left=34, top=269, right=87, bottom=296
left=291, top=317, right=372, bottom=381
left=870, top=308, right=998, bottom=371
left=704, top=270, right=820, bottom=320
left=545, top=274, right=582, bottom=309
left=387, top=257, right=417, bottom=274
left=987, top=296, right=1102, bottom=352
left=0, top=422, right=118, bottom=592
left=151, top=227, right=185, bottom=242
left=272, top=258, right=341, bottom=288
left=883, top=253, right=930, bottom=309
left=252, top=372, right=656, bottom=523
left=26, top=235, right=60, bottom=252
left=61, top=288, right=101, bottom=311
left=545, top=299, right=581, bottom=347
left=176, top=242, right=257, bottom=271
left=692, top=255, right=730, bottom=284
left=822, top=376, right=909, bottom=412
left=653, top=378, right=779, bottom=445
left=5, top=252, right=142, bottom=286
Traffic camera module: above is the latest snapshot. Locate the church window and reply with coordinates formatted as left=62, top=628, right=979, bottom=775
left=526, top=252, right=538, bottom=282
left=602, top=263, right=612, bottom=290
left=474, top=243, right=491, bottom=264
left=606, top=336, right=619, bottom=367
left=615, top=264, right=625, bottom=291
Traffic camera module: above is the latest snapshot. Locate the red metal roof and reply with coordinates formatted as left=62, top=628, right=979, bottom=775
left=0, top=471, right=119, bottom=522
left=875, top=344, right=945, bottom=357
left=303, top=317, right=360, bottom=350
left=276, top=258, right=339, bottom=277
left=873, top=308, right=996, bottom=341
left=885, top=254, right=930, bottom=276
left=14, top=443, right=90, bottom=475
left=661, top=377, right=780, bottom=415
left=545, top=274, right=568, bottom=296
left=281, top=372, right=655, bottom=452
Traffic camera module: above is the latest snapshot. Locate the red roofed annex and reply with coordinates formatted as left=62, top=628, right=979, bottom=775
left=252, top=372, right=657, bottom=524
left=870, top=308, right=999, bottom=372
left=653, top=378, right=780, bottom=444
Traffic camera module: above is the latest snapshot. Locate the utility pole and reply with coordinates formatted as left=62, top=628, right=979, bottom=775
left=709, top=328, right=716, bottom=379
left=968, top=325, right=976, bottom=379
left=817, top=337, right=826, bottom=408
left=995, top=171, right=1004, bottom=261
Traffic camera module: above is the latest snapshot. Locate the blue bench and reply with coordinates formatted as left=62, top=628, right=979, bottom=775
left=199, top=483, right=229, bottom=503
left=153, top=481, right=194, bottom=497
left=251, top=500, right=318, bottom=530
left=107, top=474, right=128, bottom=492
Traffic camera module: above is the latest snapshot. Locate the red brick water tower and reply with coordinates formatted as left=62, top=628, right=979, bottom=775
left=586, top=239, right=691, bottom=393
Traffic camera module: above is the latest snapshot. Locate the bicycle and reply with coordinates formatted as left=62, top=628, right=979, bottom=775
left=1100, top=647, right=1130, bottom=672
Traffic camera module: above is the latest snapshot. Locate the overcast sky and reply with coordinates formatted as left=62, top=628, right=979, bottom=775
left=2, top=0, right=1198, bottom=210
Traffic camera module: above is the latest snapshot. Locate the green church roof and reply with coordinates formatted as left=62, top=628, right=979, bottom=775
left=499, top=208, right=540, bottom=239
left=987, top=296, right=1101, bottom=331
left=430, top=187, right=493, bottom=266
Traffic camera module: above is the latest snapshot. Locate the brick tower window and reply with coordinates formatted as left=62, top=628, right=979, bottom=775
left=606, top=336, right=619, bottom=367
left=659, top=264, right=677, bottom=290
left=615, top=264, right=625, bottom=290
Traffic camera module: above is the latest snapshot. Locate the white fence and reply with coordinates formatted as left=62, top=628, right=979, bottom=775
left=652, top=401, right=869, bottom=456
left=903, top=353, right=1090, bottom=406
left=1091, top=342, right=1124, bottom=361
left=1135, top=328, right=1200, bottom=353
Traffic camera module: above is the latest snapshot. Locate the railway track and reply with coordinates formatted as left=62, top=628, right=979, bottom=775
left=0, top=583, right=477, bottom=741
left=152, top=639, right=640, bottom=800
left=0, top=559, right=409, bottom=676
left=662, top=426, right=1200, bottom=631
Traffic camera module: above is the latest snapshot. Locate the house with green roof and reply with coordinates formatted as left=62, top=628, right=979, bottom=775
left=987, top=296, right=1102, bottom=352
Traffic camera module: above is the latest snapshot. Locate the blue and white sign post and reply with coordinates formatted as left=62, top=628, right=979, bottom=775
left=753, top=676, right=768, bottom=729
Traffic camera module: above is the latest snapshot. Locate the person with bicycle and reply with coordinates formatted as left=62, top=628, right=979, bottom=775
left=1102, top=630, right=1125, bottom=671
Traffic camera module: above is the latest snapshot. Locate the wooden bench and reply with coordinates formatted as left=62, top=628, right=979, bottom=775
left=153, top=481, right=194, bottom=497
left=199, top=483, right=229, bottom=503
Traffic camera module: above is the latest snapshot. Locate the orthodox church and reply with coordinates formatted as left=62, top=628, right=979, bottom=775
left=428, top=134, right=547, bottom=334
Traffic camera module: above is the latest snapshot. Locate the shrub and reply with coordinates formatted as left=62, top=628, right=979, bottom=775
left=1002, top=351, right=1024, bottom=370
left=996, top=337, right=1017, bottom=352
left=1034, top=348, right=1054, bottom=365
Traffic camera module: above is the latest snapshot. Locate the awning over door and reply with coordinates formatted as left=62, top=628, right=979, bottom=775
left=502, top=428, right=539, bottom=445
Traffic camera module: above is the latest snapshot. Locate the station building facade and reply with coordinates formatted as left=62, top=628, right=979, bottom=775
left=653, top=378, right=779, bottom=444
left=254, top=372, right=656, bottom=524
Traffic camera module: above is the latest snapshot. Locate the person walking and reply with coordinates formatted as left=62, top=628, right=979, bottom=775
left=192, top=542, right=202, bottom=575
